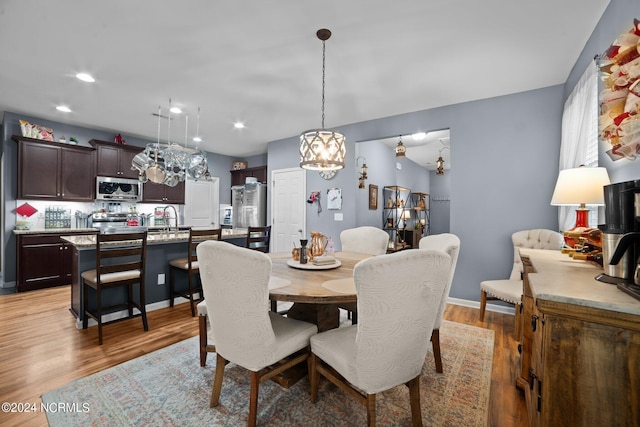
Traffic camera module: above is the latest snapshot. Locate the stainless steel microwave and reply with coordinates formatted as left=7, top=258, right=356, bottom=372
left=96, top=176, right=142, bottom=201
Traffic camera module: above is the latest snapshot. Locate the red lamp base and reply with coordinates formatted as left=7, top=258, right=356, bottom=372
left=564, top=208, right=590, bottom=248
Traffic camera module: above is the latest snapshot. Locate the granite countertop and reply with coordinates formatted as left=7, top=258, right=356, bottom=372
left=519, top=248, right=640, bottom=316
left=59, top=227, right=248, bottom=248
left=13, top=228, right=99, bottom=235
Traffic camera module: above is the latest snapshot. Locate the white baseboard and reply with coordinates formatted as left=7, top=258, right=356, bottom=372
left=75, top=297, right=191, bottom=329
left=1, top=280, right=16, bottom=289
left=447, top=297, right=516, bottom=316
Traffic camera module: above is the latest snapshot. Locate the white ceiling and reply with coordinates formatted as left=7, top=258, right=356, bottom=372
left=0, top=1, right=609, bottom=160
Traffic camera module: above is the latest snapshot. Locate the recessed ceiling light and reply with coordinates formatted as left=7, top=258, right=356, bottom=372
left=56, top=105, right=71, bottom=113
left=234, top=122, right=245, bottom=129
left=170, top=107, right=182, bottom=114
left=75, top=73, right=95, bottom=83
left=193, top=136, right=202, bottom=142
left=412, top=132, right=427, bottom=140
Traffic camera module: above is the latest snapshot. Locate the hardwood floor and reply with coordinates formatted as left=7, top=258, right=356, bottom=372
left=0, top=286, right=527, bottom=427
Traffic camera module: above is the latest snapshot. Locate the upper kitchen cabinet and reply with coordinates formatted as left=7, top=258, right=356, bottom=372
left=90, top=139, right=142, bottom=179
left=142, top=181, right=185, bottom=204
left=230, top=165, right=267, bottom=186
left=14, top=136, right=95, bottom=201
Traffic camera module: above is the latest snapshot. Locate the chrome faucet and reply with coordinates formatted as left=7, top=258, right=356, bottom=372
left=163, top=205, right=179, bottom=232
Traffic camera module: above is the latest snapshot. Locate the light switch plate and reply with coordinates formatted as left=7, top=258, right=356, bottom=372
left=334, top=213, right=343, bottom=221
left=158, top=274, right=165, bottom=285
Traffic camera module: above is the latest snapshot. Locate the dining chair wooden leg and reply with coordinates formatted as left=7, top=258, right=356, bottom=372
left=96, top=288, right=103, bottom=345
left=310, top=353, right=319, bottom=403
left=431, top=329, right=443, bottom=373
left=199, top=315, right=208, bottom=367
left=248, top=371, right=260, bottom=427
left=366, top=394, right=376, bottom=427
left=210, top=353, right=226, bottom=408
left=139, top=283, right=148, bottom=331
left=479, top=290, right=488, bottom=321
left=187, top=271, right=197, bottom=317
left=407, top=375, right=423, bottom=427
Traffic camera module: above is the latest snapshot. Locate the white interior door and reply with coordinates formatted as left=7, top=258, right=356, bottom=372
left=271, top=168, right=305, bottom=252
left=184, top=177, right=219, bottom=227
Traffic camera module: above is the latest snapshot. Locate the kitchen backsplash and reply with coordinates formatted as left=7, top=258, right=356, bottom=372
left=15, top=200, right=182, bottom=230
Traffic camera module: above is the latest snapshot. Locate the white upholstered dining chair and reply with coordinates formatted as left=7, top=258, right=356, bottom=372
left=418, top=233, right=460, bottom=373
left=339, top=226, right=389, bottom=323
left=339, top=226, right=389, bottom=255
left=196, top=240, right=318, bottom=427
left=479, top=229, right=563, bottom=337
left=309, top=249, right=451, bottom=426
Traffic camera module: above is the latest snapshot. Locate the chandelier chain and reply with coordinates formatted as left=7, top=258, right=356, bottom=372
left=321, top=39, right=326, bottom=129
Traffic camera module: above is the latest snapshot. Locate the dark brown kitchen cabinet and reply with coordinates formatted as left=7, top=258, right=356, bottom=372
left=14, top=136, right=95, bottom=201
left=90, top=139, right=143, bottom=179
left=16, top=232, right=86, bottom=292
left=142, top=181, right=185, bottom=204
left=230, top=165, right=267, bottom=186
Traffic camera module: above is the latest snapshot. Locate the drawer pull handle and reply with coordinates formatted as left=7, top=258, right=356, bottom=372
left=531, top=315, right=539, bottom=332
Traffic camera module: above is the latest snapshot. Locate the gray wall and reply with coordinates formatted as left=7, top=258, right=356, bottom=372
left=268, top=84, right=564, bottom=302
left=429, top=170, right=451, bottom=235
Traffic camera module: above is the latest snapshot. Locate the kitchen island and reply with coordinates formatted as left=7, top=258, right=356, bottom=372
left=60, top=228, right=248, bottom=328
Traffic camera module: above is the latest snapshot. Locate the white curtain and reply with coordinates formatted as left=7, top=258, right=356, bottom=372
left=558, top=62, right=598, bottom=231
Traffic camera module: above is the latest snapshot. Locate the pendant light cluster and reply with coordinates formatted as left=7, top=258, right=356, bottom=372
left=299, top=29, right=346, bottom=171
left=132, top=99, right=210, bottom=186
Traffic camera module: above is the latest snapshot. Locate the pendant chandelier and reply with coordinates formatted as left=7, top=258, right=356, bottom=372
left=395, top=135, right=406, bottom=157
left=299, top=29, right=346, bottom=171
left=132, top=100, right=210, bottom=186
left=436, top=156, right=445, bottom=175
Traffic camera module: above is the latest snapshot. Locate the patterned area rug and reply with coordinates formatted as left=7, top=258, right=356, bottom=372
left=42, top=320, right=494, bottom=426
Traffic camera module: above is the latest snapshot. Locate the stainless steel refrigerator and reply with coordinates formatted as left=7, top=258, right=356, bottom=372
left=231, top=182, right=267, bottom=228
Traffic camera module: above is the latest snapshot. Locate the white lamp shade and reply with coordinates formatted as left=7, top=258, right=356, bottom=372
left=550, top=166, right=611, bottom=206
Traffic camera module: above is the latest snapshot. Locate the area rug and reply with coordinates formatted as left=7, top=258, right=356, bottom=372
left=42, top=320, right=494, bottom=426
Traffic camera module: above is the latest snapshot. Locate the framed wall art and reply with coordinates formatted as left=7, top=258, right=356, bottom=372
left=369, top=184, right=378, bottom=210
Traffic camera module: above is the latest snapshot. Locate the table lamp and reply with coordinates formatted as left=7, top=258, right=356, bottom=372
left=400, top=210, right=411, bottom=229
left=550, top=165, right=611, bottom=247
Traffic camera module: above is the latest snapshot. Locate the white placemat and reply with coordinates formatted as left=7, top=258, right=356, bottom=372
left=321, top=278, right=356, bottom=294
left=268, top=276, right=291, bottom=290
left=286, top=258, right=342, bottom=270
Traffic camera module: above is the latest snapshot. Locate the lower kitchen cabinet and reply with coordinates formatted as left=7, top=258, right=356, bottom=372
left=16, top=232, right=88, bottom=292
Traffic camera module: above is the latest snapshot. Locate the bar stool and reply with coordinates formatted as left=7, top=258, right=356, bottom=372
left=82, top=231, right=148, bottom=345
left=169, top=228, right=222, bottom=316
left=246, top=225, right=271, bottom=253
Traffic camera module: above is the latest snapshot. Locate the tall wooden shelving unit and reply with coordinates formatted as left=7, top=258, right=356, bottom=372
left=382, top=186, right=411, bottom=252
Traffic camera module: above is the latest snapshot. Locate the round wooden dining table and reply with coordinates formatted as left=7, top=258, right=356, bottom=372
left=268, top=251, right=369, bottom=332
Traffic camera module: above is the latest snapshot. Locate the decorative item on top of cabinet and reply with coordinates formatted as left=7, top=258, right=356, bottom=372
left=232, top=160, right=248, bottom=170
left=230, top=165, right=267, bottom=186
left=89, top=139, right=143, bottom=179
left=13, top=135, right=95, bottom=201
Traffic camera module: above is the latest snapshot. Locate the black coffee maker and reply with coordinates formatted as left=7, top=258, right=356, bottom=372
left=597, top=179, right=640, bottom=300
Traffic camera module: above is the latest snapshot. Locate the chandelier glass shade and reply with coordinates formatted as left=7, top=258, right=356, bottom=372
left=132, top=103, right=210, bottom=186
left=299, top=29, right=346, bottom=171
left=300, top=129, right=346, bottom=170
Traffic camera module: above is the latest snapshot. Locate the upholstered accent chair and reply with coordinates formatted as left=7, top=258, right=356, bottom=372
left=81, top=231, right=148, bottom=345
left=339, top=226, right=389, bottom=323
left=479, top=229, right=563, bottom=337
left=169, top=228, right=222, bottom=316
left=197, top=240, right=317, bottom=427
left=309, top=249, right=451, bottom=426
left=418, top=233, right=461, bottom=373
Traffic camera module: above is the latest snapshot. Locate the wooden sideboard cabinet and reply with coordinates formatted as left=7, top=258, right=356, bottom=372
left=518, top=249, right=640, bottom=427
